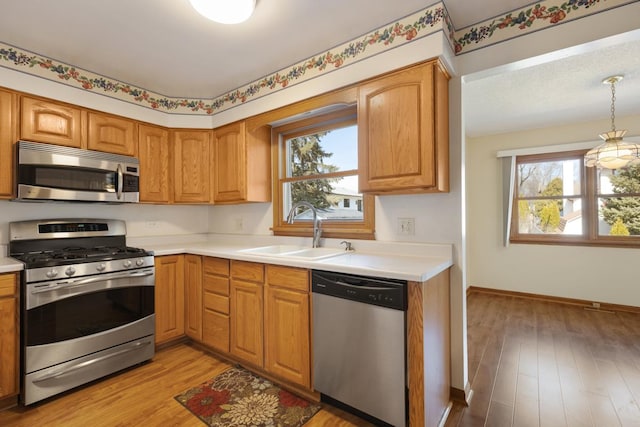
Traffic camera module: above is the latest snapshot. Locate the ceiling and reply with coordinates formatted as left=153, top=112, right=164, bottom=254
left=0, top=0, right=638, bottom=137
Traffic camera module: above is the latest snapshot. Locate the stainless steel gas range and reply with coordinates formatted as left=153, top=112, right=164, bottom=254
left=9, top=219, right=155, bottom=405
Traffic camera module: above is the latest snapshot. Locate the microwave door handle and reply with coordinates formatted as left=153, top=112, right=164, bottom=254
left=116, top=164, right=123, bottom=200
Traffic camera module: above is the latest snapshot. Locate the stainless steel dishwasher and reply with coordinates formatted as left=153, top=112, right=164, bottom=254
left=312, top=270, right=407, bottom=427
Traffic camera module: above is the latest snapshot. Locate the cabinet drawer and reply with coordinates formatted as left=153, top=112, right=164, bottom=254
left=231, top=260, right=264, bottom=283
left=266, top=265, right=309, bottom=293
left=203, top=310, right=229, bottom=353
left=204, top=275, right=229, bottom=296
left=0, top=273, right=17, bottom=297
left=203, top=257, right=230, bottom=277
left=204, top=292, right=229, bottom=315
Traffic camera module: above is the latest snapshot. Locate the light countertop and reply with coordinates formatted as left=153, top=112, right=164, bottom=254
left=0, top=256, right=24, bottom=274
left=0, top=234, right=453, bottom=282
left=131, top=234, right=453, bottom=282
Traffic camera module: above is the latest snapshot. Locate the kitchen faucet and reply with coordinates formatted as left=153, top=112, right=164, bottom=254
left=286, top=201, right=322, bottom=248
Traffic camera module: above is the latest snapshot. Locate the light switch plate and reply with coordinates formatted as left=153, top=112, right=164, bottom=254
left=398, top=217, right=415, bottom=235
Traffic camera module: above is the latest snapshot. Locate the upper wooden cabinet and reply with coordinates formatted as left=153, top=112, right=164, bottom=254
left=358, top=60, right=449, bottom=194
left=212, top=121, right=271, bottom=204
left=172, top=129, right=212, bottom=204
left=0, top=89, right=17, bottom=198
left=21, top=96, right=86, bottom=148
left=138, top=124, right=170, bottom=203
left=87, top=112, right=137, bottom=156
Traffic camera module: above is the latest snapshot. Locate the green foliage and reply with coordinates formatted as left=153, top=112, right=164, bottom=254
left=601, top=165, right=640, bottom=235
left=534, top=177, right=563, bottom=217
left=539, top=202, right=561, bottom=232
left=609, top=217, right=630, bottom=236
left=289, top=133, right=337, bottom=209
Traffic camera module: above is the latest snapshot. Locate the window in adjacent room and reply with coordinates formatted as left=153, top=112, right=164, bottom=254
left=272, top=106, right=374, bottom=240
left=510, top=150, right=640, bottom=247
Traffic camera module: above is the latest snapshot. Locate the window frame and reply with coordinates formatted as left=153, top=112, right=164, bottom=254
left=510, top=149, right=640, bottom=248
left=271, top=107, right=375, bottom=240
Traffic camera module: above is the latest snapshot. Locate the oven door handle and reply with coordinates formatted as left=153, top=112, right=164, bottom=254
left=31, top=269, right=154, bottom=294
left=33, top=340, right=153, bottom=383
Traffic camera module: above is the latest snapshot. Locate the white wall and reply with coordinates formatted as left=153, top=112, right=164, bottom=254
left=0, top=200, right=209, bottom=245
left=466, top=115, right=640, bottom=307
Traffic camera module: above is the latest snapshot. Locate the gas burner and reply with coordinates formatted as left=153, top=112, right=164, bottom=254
left=14, top=246, right=152, bottom=269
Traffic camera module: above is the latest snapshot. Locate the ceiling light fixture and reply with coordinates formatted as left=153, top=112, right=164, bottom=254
left=585, top=75, right=640, bottom=169
left=189, top=0, right=256, bottom=24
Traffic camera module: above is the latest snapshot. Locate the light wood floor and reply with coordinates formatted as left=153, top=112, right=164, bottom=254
left=3, top=292, right=638, bottom=427
left=0, top=343, right=372, bottom=426
left=446, top=291, right=640, bottom=427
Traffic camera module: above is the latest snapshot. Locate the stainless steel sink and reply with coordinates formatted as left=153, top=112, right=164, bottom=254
left=238, top=245, right=345, bottom=260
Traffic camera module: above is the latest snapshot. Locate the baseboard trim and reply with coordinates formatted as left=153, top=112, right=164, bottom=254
left=467, top=286, right=640, bottom=314
left=450, top=382, right=473, bottom=406
left=0, top=395, right=18, bottom=411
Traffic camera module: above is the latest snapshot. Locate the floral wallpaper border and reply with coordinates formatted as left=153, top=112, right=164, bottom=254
left=0, top=0, right=634, bottom=116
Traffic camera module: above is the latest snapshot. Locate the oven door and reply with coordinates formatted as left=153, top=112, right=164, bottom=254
left=22, top=267, right=155, bottom=404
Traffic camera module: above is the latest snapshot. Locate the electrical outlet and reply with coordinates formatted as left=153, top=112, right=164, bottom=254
left=397, top=217, right=415, bottom=235
left=234, top=217, right=244, bottom=231
left=145, top=221, right=157, bottom=229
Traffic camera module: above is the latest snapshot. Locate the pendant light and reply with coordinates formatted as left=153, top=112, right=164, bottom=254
left=585, top=75, right=640, bottom=169
left=189, top=0, right=256, bottom=24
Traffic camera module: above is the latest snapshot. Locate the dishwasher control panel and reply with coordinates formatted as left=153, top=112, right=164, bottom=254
left=312, top=270, right=406, bottom=310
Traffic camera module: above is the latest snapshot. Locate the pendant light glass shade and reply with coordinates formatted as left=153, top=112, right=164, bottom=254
left=585, top=75, right=640, bottom=169
left=189, top=0, right=256, bottom=24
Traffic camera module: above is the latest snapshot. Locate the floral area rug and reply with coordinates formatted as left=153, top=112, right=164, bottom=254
left=174, top=367, right=321, bottom=426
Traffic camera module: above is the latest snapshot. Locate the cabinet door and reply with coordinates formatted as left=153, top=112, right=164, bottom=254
left=264, top=285, right=310, bottom=388
left=230, top=279, right=263, bottom=367
left=212, top=121, right=246, bottom=203
left=20, top=96, right=85, bottom=148
left=0, top=89, right=17, bottom=198
left=87, top=112, right=137, bottom=156
left=203, top=257, right=230, bottom=352
left=173, top=130, right=211, bottom=203
left=138, top=124, right=170, bottom=203
left=358, top=61, right=448, bottom=193
left=184, top=255, right=203, bottom=341
left=154, top=255, right=185, bottom=344
left=0, top=273, right=17, bottom=398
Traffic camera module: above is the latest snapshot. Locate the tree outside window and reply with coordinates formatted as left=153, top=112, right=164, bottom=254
left=272, top=107, right=374, bottom=239
left=511, top=150, right=640, bottom=247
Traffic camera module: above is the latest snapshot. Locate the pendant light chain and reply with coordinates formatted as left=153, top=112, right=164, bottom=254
left=610, top=78, right=617, bottom=132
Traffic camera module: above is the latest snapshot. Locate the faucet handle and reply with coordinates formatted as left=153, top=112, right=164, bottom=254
left=340, top=240, right=354, bottom=251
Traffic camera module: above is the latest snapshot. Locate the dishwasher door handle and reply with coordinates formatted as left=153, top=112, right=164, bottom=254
left=332, top=280, right=399, bottom=291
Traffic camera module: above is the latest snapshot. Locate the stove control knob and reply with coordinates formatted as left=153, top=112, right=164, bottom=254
left=96, top=263, right=106, bottom=272
left=46, top=269, right=58, bottom=278
left=135, top=258, right=144, bottom=267
left=65, top=267, right=76, bottom=277
left=123, top=260, right=133, bottom=268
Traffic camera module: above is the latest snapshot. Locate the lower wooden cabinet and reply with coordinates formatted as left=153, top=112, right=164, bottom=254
left=179, top=257, right=313, bottom=390
left=154, top=255, right=185, bottom=345
left=184, top=255, right=203, bottom=341
left=264, top=265, right=311, bottom=388
left=0, top=273, right=18, bottom=399
left=202, top=257, right=230, bottom=352
left=230, top=261, right=264, bottom=368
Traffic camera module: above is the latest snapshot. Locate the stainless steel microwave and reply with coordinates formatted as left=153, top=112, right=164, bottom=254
left=16, top=141, right=140, bottom=203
